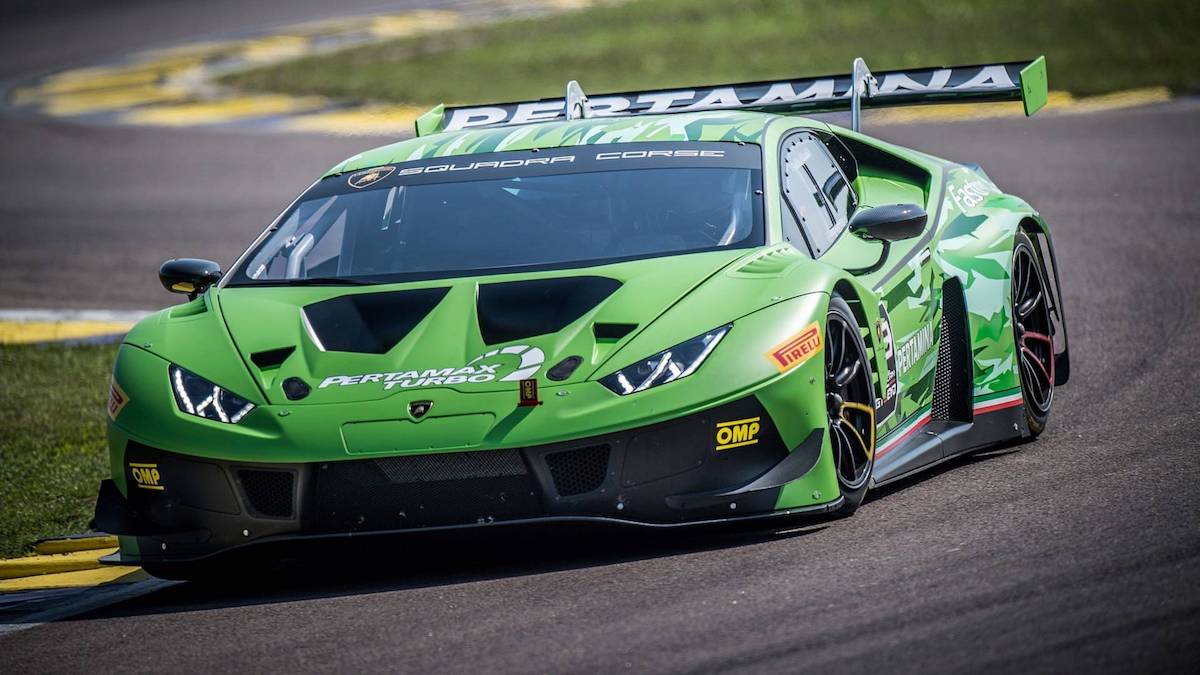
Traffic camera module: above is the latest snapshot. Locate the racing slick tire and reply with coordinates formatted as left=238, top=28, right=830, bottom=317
left=825, top=294, right=877, bottom=516
left=1011, top=232, right=1056, bottom=437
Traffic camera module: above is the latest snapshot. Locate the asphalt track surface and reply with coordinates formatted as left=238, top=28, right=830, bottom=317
left=2, top=2, right=1199, bottom=673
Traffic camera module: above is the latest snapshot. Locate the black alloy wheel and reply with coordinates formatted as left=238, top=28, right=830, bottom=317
left=825, top=295, right=876, bottom=515
left=1011, top=232, right=1056, bottom=435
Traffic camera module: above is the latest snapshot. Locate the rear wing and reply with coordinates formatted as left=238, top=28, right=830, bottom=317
left=415, top=56, right=1047, bottom=136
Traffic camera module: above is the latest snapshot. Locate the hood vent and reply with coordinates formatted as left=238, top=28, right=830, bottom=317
left=477, top=276, right=621, bottom=345
left=593, top=323, right=637, bottom=341
left=250, top=346, right=295, bottom=369
left=303, top=287, right=450, bottom=353
left=729, top=247, right=803, bottom=277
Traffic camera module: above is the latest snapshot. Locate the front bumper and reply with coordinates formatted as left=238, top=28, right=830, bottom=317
left=96, top=396, right=836, bottom=564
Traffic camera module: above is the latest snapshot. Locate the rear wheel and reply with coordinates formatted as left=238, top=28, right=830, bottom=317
left=825, top=295, right=876, bottom=515
left=1011, top=232, right=1055, bottom=436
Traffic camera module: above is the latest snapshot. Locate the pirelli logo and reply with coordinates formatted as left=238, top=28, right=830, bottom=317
left=107, top=379, right=128, bottom=420
left=715, top=417, right=761, bottom=451
left=766, top=322, right=823, bottom=373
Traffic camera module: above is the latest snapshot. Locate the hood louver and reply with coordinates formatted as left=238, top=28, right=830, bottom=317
left=477, top=276, right=621, bottom=345
left=303, top=287, right=450, bottom=353
left=729, top=247, right=803, bottom=277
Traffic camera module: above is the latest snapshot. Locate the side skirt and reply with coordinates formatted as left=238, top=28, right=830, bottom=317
left=870, top=392, right=1027, bottom=487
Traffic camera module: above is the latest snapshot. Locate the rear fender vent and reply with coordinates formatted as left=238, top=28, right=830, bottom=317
left=235, top=468, right=296, bottom=519
left=251, top=346, right=295, bottom=369
left=931, top=279, right=973, bottom=422
left=545, top=444, right=611, bottom=497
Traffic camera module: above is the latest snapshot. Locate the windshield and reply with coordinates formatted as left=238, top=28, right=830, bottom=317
left=227, top=142, right=763, bottom=285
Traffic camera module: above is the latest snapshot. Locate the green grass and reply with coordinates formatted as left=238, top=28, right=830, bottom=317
left=223, top=0, right=1197, bottom=108
left=0, top=344, right=116, bottom=558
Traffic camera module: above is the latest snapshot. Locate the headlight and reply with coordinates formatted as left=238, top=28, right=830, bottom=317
left=599, top=325, right=730, bottom=395
left=169, top=365, right=255, bottom=424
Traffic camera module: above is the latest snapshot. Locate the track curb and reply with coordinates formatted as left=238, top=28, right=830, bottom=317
left=33, top=534, right=120, bottom=556
left=4, top=1, right=1172, bottom=137
left=0, top=309, right=153, bottom=344
left=4, top=0, right=604, bottom=136
left=0, top=536, right=143, bottom=593
left=0, top=548, right=114, bottom=580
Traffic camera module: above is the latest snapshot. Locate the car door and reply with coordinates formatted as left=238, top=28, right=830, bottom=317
left=780, top=130, right=940, bottom=456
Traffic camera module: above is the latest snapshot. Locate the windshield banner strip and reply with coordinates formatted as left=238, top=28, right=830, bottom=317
left=318, top=142, right=761, bottom=196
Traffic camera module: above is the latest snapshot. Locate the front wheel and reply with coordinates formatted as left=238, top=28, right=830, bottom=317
left=825, top=295, right=876, bottom=516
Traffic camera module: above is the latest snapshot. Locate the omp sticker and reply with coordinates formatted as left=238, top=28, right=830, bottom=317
left=107, top=379, right=129, bottom=420
left=129, top=463, right=163, bottom=491
left=715, top=417, right=761, bottom=451
left=766, top=322, right=823, bottom=373
left=518, top=378, right=541, bottom=407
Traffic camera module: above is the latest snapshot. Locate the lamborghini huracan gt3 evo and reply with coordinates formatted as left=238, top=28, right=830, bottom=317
left=95, top=57, right=1069, bottom=578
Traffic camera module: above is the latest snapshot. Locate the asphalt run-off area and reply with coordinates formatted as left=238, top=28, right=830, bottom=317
left=1, top=1, right=1197, bottom=673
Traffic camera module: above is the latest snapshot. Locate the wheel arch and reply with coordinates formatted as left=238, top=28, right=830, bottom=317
left=1018, top=215, right=1071, bottom=385
left=829, top=276, right=890, bottom=413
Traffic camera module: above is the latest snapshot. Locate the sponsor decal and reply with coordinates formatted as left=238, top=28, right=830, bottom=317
left=408, top=400, right=433, bottom=420
left=347, top=165, right=395, bottom=189
left=896, top=323, right=935, bottom=374
left=594, top=149, right=724, bottom=160
left=129, top=462, right=163, bottom=491
left=518, top=379, right=541, bottom=407
left=766, top=322, right=823, bottom=373
left=441, top=64, right=1021, bottom=131
left=107, top=379, right=129, bottom=420
left=715, top=416, right=760, bottom=451
left=874, top=304, right=899, bottom=422
left=398, top=155, right=575, bottom=176
left=319, top=345, right=545, bottom=391
left=948, top=179, right=994, bottom=211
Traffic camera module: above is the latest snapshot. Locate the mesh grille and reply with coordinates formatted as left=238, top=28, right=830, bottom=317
left=236, top=469, right=295, bottom=518
left=314, top=450, right=542, bottom=532
left=932, top=310, right=954, bottom=421
left=545, top=444, right=610, bottom=497
left=374, top=451, right=527, bottom=484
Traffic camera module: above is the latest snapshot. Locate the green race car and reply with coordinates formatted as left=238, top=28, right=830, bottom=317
left=95, top=57, right=1069, bottom=579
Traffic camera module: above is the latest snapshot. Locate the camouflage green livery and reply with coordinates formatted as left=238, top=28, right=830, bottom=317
left=94, top=62, right=1067, bottom=575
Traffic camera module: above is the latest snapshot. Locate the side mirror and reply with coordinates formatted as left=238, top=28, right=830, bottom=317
left=849, top=203, right=927, bottom=241
left=160, top=258, right=222, bottom=298
left=846, top=204, right=927, bottom=275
